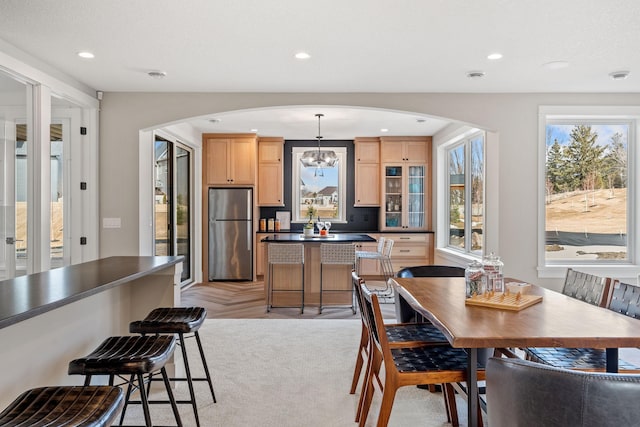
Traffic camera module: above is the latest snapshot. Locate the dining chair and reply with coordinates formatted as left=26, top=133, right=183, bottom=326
left=355, top=236, right=386, bottom=275
left=349, top=271, right=449, bottom=395
left=394, top=265, right=465, bottom=323
left=486, top=357, right=640, bottom=427
left=357, top=282, right=486, bottom=427
left=561, top=268, right=612, bottom=307
left=525, top=280, right=640, bottom=373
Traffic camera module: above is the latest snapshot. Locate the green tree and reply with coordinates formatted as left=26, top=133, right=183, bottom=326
left=546, top=139, right=567, bottom=193
left=563, top=125, right=605, bottom=191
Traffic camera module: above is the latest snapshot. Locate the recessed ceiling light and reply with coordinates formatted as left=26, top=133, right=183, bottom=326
left=609, top=70, right=630, bottom=80
left=380, top=128, right=389, bottom=133
left=147, top=70, right=167, bottom=79
left=487, top=53, right=503, bottom=60
left=209, top=118, right=221, bottom=123
left=294, top=52, right=311, bottom=60
left=542, top=61, right=569, bottom=70
left=77, top=51, right=95, bottom=59
left=466, top=71, right=486, bottom=79
left=416, top=118, right=427, bottom=123
left=250, top=129, right=258, bottom=132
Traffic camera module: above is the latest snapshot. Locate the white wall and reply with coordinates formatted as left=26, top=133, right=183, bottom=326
left=99, top=92, right=640, bottom=289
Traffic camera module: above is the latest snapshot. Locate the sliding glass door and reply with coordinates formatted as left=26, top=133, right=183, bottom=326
left=154, top=135, right=192, bottom=284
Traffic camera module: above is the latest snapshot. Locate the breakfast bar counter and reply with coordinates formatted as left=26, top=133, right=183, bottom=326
left=0, top=256, right=183, bottom=408
left=261, top=233, right=375, bottom=308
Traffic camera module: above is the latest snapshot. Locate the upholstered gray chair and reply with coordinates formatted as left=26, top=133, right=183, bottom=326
left=486, top=357, right=640, bottom=427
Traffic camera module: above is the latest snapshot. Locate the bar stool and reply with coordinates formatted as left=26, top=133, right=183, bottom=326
left=267, top=243, right=305, bottom=313
left=355, top=236, right=385, bottom=275
left=319, top=243, right=356, bottom=314
left=68, top=335, right=182, bottom=427
left=0, top=386, right=123, bottom=427
left=129, top=307, right=217, bottom=427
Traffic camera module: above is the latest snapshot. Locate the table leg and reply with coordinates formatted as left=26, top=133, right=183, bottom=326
left=467, top=348, right=478, bottom=427
left=606, top=348, right=619, bottom=373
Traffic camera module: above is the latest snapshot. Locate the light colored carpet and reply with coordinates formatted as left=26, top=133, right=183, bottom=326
left=123, top=319, right=471, bottom=426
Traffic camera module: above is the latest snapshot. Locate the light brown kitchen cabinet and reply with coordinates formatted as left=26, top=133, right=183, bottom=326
left=379, top=233, right=434, bottom=273
left=255, top=233, right=267, bottom=276
left=380, top=136, right=430, bottom=163
left=204, top=134, right=256, bottom=185
left=354, top=137, right=380, bottom=207
left=257, top=137, right=284, bottom=206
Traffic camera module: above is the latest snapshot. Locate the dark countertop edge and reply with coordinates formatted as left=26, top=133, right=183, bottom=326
left=256, top=230, right=434, bottom=234
left=260, top=233, right=376, bottom=243
left=0, top=256, right=183, bottom=330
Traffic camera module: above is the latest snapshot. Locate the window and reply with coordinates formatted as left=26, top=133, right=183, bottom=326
left=544, top=119, right=631, bottom=264
left=446, top=132, right=485, bottom=255
left=291, top=146, right=347, bottom=223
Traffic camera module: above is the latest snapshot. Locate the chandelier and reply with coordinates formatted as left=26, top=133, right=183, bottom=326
left=300, top=114, right=338, bottom=174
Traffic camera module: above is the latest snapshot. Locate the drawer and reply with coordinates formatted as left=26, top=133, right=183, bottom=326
left=380, top=233, right=427, bottom=243
left=391, top=245, right=427, bottom=258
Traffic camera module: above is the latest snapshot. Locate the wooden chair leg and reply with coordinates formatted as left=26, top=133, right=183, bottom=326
left=376, top=382, right=399, bottom=427
left=443, top=383, right=459, bottom=427
left=350, top=328, right=368, bottom=394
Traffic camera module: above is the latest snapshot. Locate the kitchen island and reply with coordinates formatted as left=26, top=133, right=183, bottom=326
left=0, top=256, right=182, bottom=409
left=261, top=233, right=375, bottom=309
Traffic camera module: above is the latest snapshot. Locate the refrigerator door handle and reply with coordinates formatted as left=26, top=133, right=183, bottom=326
left=247, top=191, right=252, bottom=219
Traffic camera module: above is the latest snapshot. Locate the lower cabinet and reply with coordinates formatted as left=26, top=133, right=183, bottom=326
left=379, top=233, right=434, bottom=274
left=255, top=234, right=267, bottom=277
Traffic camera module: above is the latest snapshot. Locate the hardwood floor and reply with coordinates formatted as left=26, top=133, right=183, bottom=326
left=180, top=278, right=396, bottom=319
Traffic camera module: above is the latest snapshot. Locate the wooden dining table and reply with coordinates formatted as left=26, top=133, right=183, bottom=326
left=392, top=276, right=640, bottom=427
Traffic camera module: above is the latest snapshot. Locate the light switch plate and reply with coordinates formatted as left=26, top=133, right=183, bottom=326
left=103, top=217, right=121, bottom=228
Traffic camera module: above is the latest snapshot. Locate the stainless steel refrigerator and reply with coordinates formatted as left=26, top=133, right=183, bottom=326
left=208, top=187, right=253, bottom=281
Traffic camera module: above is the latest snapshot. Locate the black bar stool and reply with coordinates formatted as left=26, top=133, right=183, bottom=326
left=129, top=307, right=216, bottom=427
left=0, top=386, right=123, bottom=427
left=68, top=335, right=182, bottom=427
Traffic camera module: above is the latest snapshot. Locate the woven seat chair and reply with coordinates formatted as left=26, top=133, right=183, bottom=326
left=394, top=265, right=465, bottom=323
left=267, top=243, right=305, bottom=313
left=319, top=243, right=356, bottom=314
left=525, top=280, right=640, bottom=373
left=0, top=386, right=123, bottom=427
left=561, top=268, right=612, bottom=307
left=357, top=282, right=485, bottom=427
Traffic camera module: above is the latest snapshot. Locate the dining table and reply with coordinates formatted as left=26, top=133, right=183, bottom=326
left=392, top=276, right=640, bottom=427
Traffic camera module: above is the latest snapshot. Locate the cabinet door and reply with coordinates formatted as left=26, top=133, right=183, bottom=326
left=206, top=138, right=230, bottom=184
left=355, top=140, right=380, bottom=163
left=381, top=164, right=404, bottom=229
left=258, top=162, right=283, bottom=205
left=355, top=162, right=380, bottom=206
left=229, top=138, right=255, bottom=184
left=255, top=237, right=265, bottom=276
left=355, top=242, right=380, bottom=276
left=259, top=140, right=282, bottom=163
left=380, top=141, right=404, bottom=162
left=405, top=140, right=428, bottom=162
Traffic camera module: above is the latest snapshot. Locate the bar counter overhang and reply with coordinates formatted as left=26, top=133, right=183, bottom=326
left=0, top=256, right=183, bottom=409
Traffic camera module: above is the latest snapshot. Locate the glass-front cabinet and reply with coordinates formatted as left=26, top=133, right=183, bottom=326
left=382, top=164, right=427, bottom=230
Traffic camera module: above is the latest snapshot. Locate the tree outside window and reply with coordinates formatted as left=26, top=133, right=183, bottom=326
left=545, top=122, right=629, bottom=262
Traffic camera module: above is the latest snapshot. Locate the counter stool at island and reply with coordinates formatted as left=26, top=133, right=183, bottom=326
left=129, top=307, right=217, bottom=427
left=0, top=386, right=124, bottom=427
left=68, top=335, right=182, bottom=427
left=319, top=243, right=357, bottom=314
left=267, top=243, right=305, bottom=314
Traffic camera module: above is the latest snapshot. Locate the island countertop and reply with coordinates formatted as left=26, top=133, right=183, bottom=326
left=260, top=233, right=375, bottom=243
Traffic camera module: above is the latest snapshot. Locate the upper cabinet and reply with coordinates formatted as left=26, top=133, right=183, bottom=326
left=204, top=134, right=256, bottom=185
left=380, top=136, right=432, bottom=231
left=257, top=137, right=284, bottom=206
left=380, top=136, right=429, bottom=163
left=354, top=137, right=380, bottom=207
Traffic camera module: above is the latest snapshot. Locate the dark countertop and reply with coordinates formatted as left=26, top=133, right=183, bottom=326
left=260, top=233, right=376, bottom=243
left=257, top=230, right=434, bottom=234
left=0, top=256, right=183, bottom=330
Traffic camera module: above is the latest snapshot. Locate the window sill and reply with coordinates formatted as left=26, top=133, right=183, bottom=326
left=538, top=264, right=640, bottom=282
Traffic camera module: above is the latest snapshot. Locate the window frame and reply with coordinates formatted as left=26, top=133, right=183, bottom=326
left=537, top=106, right=640, bottom=279
left=291, top=146, right=347, bottom=223
left=443, top=130, right=486, bottom=257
